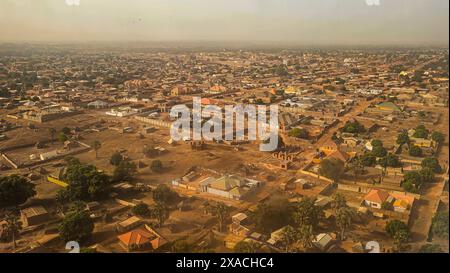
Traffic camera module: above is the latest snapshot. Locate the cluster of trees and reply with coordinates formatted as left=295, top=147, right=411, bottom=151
left=431, top=211, right=449, bottom=239
left=398, top=129, right=445, bottom=146
left=401, top=157, right=441, bottom=193
left=234, top=240, right=262, bottom=253
left=341, top=120, right=366, bottom=134
left=131, top=202, right=169, bottom=228
left=57, top=158, right=111, bottom=202
left=356, top=140, right=401, bottom=172
left=0, top=212, right=22, bottom=250
left=250, top=194, right=355, bottom=252
left=409, top=145, right=423, bottom=157
left=113, top=161, right=137, bottom=182
left=412, top=125, right=429, bottom=139
left=49, top=127, right=72, bottom=143
left=0, top=175, right=36, bottom=208
left=385, top=220, right=410, bottom=251
left=319, top=158, right=344, bottom=183
left=204, top=201, right=231, bottom=232
left=58, top=205, right=94, bottom=243
left=129, top=184, right=179, bottom=227
left=288, top=128, right=309, bottom=140
left=401, top=168, right=435, bottom=193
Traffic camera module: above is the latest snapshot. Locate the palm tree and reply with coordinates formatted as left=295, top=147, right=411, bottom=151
left=5, top=213, right=22, bottom=251
left=336, top=207, right=355, bottom=241
left=49, top=128, right=56, bottom=144
left=280, top=226, right=297, bottom=253
left=92, top=140, right=101, bottom=159
left=297, top=224, right=314, bottom=250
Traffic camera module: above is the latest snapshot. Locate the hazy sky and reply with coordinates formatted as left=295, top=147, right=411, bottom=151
left=0, top=0, right=448, bottom=45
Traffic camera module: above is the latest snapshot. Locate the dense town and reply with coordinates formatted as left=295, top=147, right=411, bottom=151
left=0, top=44, right=448, bottom=253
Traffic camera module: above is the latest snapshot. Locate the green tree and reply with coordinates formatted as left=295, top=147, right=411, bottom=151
left=150, top=160, right=163, bottom=173
left=3, top=213, right=22, bottom=250
left=372, top=145, right=387, bottom=158
left=113, top=161, right=137, bottom=182
left=396, top=131, right=410, bottom=146
left=419, top=168, right=435, bottom=184
left=58, top=210, right=94, bottom=243
left=319, top=158, right=345, bottom=183
left=92, top=140, right=101, bottom=159
left=419, top=244, right=443, bottom=253
left=431, top=131, right=445, bottom=144
left=208, top=202, right=231, bottom=232
left=342, top=120, right=366, bottom=134
left=409, top=145, right=423, bottom=157
left=0, top=175, right=36, bottom=208
left=378, top=153, right=402, bottom=168
left=289, top=128, right=309, bottom=139
left=253, top=195, right=292, bottom=233
left=152, top=203, right=169, bottom=228
left=63, top=161, right=111, bottom=201
left=413, top=125, right=429, bottom=139
left=402, top=171, right=425, bottom=192
left=331, top=193, right=347, bottom=212
left=132, top=203, right=151, bottom=217
left=393, top=229, right=409, bottom=251
left=58, top=132, right=68, bottom=142
left=297, top=224, right=314, bottom=249
left=385, top=220, right=409, bottom=237
left=153, top=184, right=178, bottom=205
left=381, top=201, right=393, bottom=210
left=371, top=139, right=383, bottom=148
left=348, top=157, right=365, bottom=178
left=234, top=240, right=261, bottom=253
left=280, top=225, right=298, bottom=253
left=431, top=211, right=449, bottom=239
left=361, top=153, right=377, bottom=167
left=421, top=158, right=442, bottom=173
left=109, top=152, right=123, bottom=166
left=336, top=207, right=354, bottom=240
left=292, top=198, right=324, bottom=231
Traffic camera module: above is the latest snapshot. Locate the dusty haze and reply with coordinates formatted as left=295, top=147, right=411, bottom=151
left=0, top=0, right=448, bottom=46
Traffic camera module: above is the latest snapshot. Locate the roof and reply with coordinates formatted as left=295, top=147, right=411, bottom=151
left=313, top=233, right=333, bottom=249
left=390, top=193, right=415, bottom=207
left=229, top=187, right=246, bottom=197
left=393, top=199, right=409, bottom=209
left=209, top=176, right=245, bottom=191
left=376, top=102, right=401, bottom=112
left=21, top=206, right=48, bottom=218
left=118, top=228, right=154, bottom=247
left=364, top=189, right=390, bottom=204
left=118, top=225, right=167, bottom=251
left=118, top=216, right=141, bottom=228
left=232, top=213, right=248, bottom=223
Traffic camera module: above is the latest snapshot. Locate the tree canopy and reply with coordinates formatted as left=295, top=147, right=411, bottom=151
left=319, top=158, right=344, bottom=182
left=58, top=209, right=94, bottom=243
left=421, top=158, right=442, bottom=174
left=0, top=175, right=36, bottom=208
left=153, top=184, right=178, bottom=205
left=342, top=120, right=366, bottom=134
left=62, top=160, right=111, bottom=201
